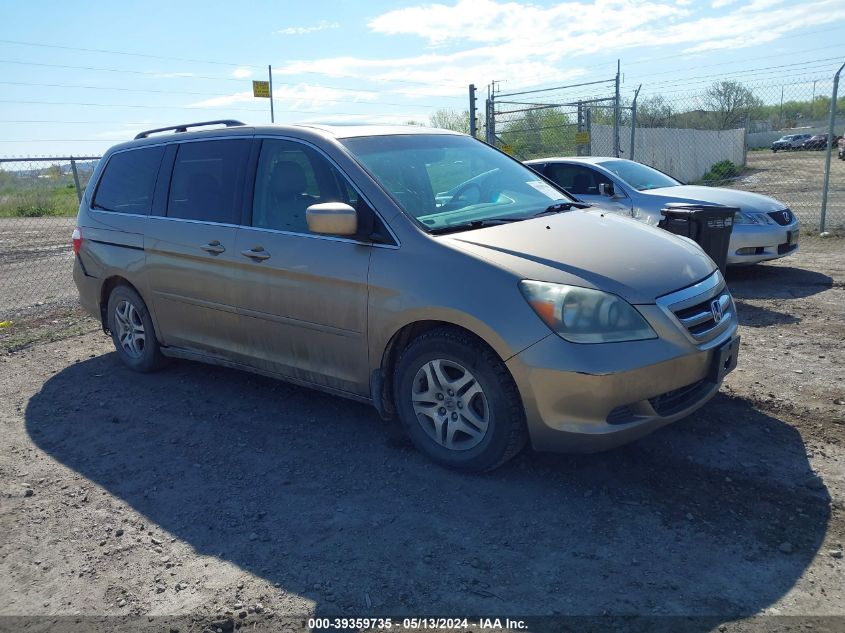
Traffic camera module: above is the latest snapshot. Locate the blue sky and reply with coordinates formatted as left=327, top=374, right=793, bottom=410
left=1, top=0, right=844, bottom=156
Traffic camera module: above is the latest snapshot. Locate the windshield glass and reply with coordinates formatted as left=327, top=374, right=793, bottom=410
left=597, top=159, right=681, bottom=191
left=340, top=134, right=574, bottom=231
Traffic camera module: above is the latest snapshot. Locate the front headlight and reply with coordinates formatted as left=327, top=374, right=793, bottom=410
left=519, top=280, right=657, bottom=344
left=734, top=210, right=774, bottom=225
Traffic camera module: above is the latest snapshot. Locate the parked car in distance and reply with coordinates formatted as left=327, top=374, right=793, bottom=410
left=838, top=135, right=845, bottom=161
left=74, top=122, right=739, bottom=471
left=802, top=134, right=829, bottom=150
left=525, top=157, right=799, bottom=266
left=771, top=134, right=812, bottom=152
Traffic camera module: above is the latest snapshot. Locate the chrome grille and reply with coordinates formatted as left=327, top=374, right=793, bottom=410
left=656, top=271, right=736, bottom=347
left=767, top=209, right=793, bottom=226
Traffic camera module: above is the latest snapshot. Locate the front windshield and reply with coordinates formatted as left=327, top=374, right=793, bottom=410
left=597, top=159, right=681, bottom=192
left=340, top=134, right=575, bottom=231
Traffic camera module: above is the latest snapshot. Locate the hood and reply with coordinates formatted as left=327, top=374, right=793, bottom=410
left=445, top=210, right=715, bottom=304
left=641, top=185, right=786, bottom=213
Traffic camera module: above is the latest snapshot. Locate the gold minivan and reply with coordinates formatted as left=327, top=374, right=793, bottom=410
left=73, top=121, right=739, bottom=471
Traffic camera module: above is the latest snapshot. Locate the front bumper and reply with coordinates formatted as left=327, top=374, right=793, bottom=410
left=506, top=277, right=739, bottom=453
left=727, top=221, right=799, bottom=265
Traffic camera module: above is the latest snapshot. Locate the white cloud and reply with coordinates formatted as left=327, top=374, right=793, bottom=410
left=188, top=84, right=378, bottom=111
left=267, top=0, right=845, bottom=98
left=231, top=67, right=253, bottom=79
left=275, top=20, right=339, bottom=35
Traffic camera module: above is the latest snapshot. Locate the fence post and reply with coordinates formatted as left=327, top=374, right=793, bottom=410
left=820, top=60, right=844, bottom=233
left=630, top=84, right=641, bottom=162
left=468, top=84, right=477, bottom=138
left=585, top=108, right=592, bottom=156
left=70, top=157, right=82, bottom=204
left=613, top=59, right=621, bottom=157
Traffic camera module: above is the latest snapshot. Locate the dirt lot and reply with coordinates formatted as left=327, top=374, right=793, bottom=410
left=729, top=149, right=845, bottom=228
left=0, top=237, right=844, bottom=633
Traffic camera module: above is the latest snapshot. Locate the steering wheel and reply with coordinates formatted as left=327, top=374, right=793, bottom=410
left=446, top=181, right=483, bottom=207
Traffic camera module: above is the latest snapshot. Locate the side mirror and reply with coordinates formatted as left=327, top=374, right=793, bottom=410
left=306, top=202, right=358, bottom=236
left=598, top=182, right=615, bottom=197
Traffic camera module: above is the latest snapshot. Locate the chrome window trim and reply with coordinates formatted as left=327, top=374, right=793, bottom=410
left=252, top=133, right=401, bottom=249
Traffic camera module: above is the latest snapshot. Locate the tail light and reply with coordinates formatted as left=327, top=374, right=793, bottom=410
left=72, top=227, right=82, bottom=254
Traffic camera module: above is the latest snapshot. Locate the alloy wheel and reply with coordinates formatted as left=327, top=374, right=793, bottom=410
left=411, top=359, right=489, bottom=450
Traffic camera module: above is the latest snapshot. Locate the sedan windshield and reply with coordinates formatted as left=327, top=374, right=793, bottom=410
left=597, top=159, right=681, bottom=191
left=340, top=134, right=575, bottom=232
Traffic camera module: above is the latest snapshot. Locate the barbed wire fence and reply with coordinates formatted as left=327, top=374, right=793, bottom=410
left=0, top=157, right=100, bottom=318
left=485, top=65, right=845, bottom=233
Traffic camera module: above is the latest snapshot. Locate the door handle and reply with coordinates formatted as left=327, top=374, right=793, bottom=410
left=241, top=246, right=271, bottom=261
left=200, top=241, right=225, bottom=255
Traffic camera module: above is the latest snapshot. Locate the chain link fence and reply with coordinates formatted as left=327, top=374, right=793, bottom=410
left=486, top=68, right=845, bottom=232
left=0, top=157, right=99, bottom=318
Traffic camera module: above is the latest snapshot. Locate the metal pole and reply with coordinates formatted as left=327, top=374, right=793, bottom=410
left=630, top=84, right=641, bottom=162
left=614, top=59, right=621, bottom=157
left=585, top=108, right=592, bottom=156
left=576, top=101, right=583, bottom=156
left=779, top=86, right=784, bottom=128
left=468, top=84, right=477, bottom=138
left=268, top=64, right=275, bottom=123
left=820, top=60, right=845, bottom=233
left=70, top=157, right=82, bottom=203
left=812, top=80, right=817, bottom=121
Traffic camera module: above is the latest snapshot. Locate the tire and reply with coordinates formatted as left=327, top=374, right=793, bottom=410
left=393, top=327, right=527, bottom=472
left=106, top=285, right=167, bottom=372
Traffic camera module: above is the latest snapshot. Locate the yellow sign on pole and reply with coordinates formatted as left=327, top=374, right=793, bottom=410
left=575, top=131, right=590, bottom=145
left=501, top=144, right=514, bottom=155
left=252, top=80, right=270, bottom=98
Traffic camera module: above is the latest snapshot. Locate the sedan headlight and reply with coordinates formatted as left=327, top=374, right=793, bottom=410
left=519, top=280, right=657, bottom=344
left=734, top=210, right=774, bottom=225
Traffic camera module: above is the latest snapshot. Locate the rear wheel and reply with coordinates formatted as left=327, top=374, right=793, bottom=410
left=106, top=285, right=166, bottom=372
left=393, top=327, right=527, bottom=472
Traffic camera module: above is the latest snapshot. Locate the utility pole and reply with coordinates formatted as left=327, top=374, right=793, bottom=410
left=268, top=65, right=275, bottom=123
left=468, top=84, right=478, bottom=138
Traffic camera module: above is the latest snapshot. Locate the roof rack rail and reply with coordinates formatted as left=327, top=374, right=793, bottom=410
left=134, top=120, right=246, bottom=140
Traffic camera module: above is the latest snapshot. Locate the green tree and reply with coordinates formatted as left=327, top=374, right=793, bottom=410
left=429, top=109, right=471, bottom=134
left=637, top=95, right=673, bottom=128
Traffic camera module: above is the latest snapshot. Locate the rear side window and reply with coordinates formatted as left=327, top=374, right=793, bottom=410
left=93, top=146, right=165, bottom=214
left=167, top=139, right=250, bottom=224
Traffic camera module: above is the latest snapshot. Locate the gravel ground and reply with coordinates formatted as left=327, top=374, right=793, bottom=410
left=724, top=150, right=845, bottom=229
left=0, top=237, right=843, bottom=633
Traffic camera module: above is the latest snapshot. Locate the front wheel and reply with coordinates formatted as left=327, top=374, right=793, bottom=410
left=393, top=328, right=527, bottom=472
left=106, top=285, right=167, bottom=372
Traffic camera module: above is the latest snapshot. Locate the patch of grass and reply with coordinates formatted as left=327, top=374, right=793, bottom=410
left=702, top=160, right=741, bottom=182
left=0, top=181, right=80, bottom=218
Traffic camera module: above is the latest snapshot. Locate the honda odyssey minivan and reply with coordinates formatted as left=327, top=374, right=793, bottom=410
left=73, top=121, right=739, bottom=471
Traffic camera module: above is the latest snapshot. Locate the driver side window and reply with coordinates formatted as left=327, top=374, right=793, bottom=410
left=252, top=139, right=360, bottom=233
left=546, top=164, right=614, bottom=196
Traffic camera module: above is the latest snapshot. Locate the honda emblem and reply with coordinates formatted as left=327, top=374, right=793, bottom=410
left=711, top=299, right=723, bottom=323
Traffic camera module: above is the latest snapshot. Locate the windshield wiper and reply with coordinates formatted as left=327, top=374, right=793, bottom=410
left=429, top=217, right=526, bottom=235
left=535, top=201, right=591, bottom=216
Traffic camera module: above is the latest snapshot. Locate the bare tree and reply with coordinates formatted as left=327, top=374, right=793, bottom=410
left=637, top=95, right=673, bottom=128
left=429, top=109, right=471, bottom=134
left=704, top=81, right=761, bottom=129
